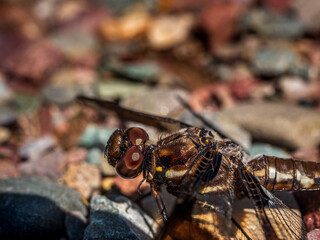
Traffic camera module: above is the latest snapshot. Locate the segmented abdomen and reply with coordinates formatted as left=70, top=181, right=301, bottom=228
left=247, top=155, right=320, bottom=191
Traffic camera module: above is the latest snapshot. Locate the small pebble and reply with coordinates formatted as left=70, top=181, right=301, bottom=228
left=61, top=162, right=101, bottom=199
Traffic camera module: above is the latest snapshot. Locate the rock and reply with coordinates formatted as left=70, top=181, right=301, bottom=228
left=279, top=76, right=310, bottom=102
left=67, top=148, right=88, bottom=164
left=0, top=106, right=17, bottom=126
left=49, top=67, right=97, bottom=90
left=181, top=111, right=252, bottom=149
left=19, top=135, right=56, bottom=160
left=0, top=126, right=10, bottom=144
left=0, top=38, right=63, bottom=88
left=14, top=93, right=41, bottom=114
left=83, top=195, right=158, bottom=240
left=87, top=147, right=103, bottom=165
left=100, top=159, right=117, bottom=176
left=0, top=177, right=87, bottom=240
left=291, top=0, right=320, bottom=33
left=218, top=102, right=320, bottom=149
left=49, top=29, right=98, bottom=61
left=65, top=211, right=87, bottom=240
left=100, top=4, right=150, bottom=41
left=0, top=74, right=13, bottom=103
left=121, top=88, right=189, bottom=119
left=78, top=125, right=114, bottom=149
left=199, top=1, right=244, bottom=49
left=42, top=84, right=77, bottom=106
left=101, top=60, right=162, bottom=83
left=20, top=145, right=67, bottom=181
left=308, top=229, right=320, bottom=240
left=248, top=143, right=291, bottom=158
left=294, top=191, right=320, bottom=232
left=96, top=80, right=147, bottom=99
left=253, top=47, right=296, bottom=77
left=113, top=175, right=149, bottom=199
left=147, top=14, right=194, bottom=50
left=242, top=8, right=304, bottom=39
left=0, top=160, right=20, bottom=179
left=61, top=162, right=101, bottom=199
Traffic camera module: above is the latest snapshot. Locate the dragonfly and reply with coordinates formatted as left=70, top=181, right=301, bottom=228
left=77, top=95, right=320, bottom=240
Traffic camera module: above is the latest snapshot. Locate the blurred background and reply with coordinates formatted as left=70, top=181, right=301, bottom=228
left=0, top=0, right=320, bottom=239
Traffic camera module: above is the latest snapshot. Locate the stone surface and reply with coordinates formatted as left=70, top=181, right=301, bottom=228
left=248, top=143, right=291, bottom=158
left=49, top=29, right=98, bottom=61
left=308, top=229, right=320, bottom=240
left=96, top=80, right=147, bottom=99
left=42, top=84, right=77, bottom=106
left=0, top=126, right=10, bottom=144
left=20, top=144, right=67, bottom=181
left=294, top=191, right=320, bottom=232
left=0, top=106, right=17, bottom=126
left=78, top=125, right=114, bottom=149
left=121, top=88, right=189, bottom=120
left=100, top=5, right=150, bottom=41
left=61, top=162, right=101, bottom=199
left=0, top=177, right=87, bottom=240
left=83, top=195, right=158, bottom=240
left=101, top=60, right=162, bottom=83
left=180, top=111, right=252, bottom=149
left=147, top=14, right=194, bottom=50
left=218, top=102, right=320, bottom=149
left=242, top=8, right=304, bottom=38
left=253, top=47, right=296, bottom=77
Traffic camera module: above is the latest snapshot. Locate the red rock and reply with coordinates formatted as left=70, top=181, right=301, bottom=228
left=261, top=0, right=292, bottom=13
left=199, top=1, right=245, bottom=50
left=0, top=37, right=63, bottom=91
left=113, top=175, right=149, bottom=199
left=294, top=191, right=320, bottom=231
left=190, top=80, right=261, bottom=111
left=0, top=160, right=20, bottom=179
left=308, top=229, right=320, bottom=240
left=20, top=146, right=67, bottom=181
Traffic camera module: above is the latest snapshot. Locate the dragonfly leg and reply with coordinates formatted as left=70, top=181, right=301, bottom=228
left=151, top=186, right=168, bottom=222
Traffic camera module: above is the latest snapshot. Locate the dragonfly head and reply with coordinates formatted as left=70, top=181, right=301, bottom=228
left=105, top=127, right=149, bottom=179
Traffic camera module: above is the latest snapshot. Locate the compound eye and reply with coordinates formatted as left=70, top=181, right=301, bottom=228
left=125, top=127, right=148, bottom=145
left=105, top=129, right=124, bottom=167
left=115, top=146, right=143, bottom=179
left=123, top=146, right=143, bottom=170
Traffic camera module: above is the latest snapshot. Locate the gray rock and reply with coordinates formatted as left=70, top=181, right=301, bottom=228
left=0, top=177, right=87, bottom=240
left=84, top=196, right=158, bottom=240
left=248, top=143, right=291, bottom=158
left=79, top=125, right=115, bottom=149
left=242, top=8, right=304, bottom=39
left=42, top=85, right=77, bottom=106
left=121, top=88, right=189, bottom=120
left=0, top=106, right=17, bottom=126
left=96, top=80, right=147, bottom=99
left=19, top=135, right=56, bottom=160
left=218, top=102, right=320, bottom=149
left=87, top=147, right=103, bottom=165
left=181, top=111, right=252, bottom=149
left=0, top=76, right=13, bottom=103
left=253, top=47, right=296, bottom=77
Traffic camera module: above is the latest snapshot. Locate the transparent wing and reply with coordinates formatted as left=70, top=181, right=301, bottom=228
left=239, top=167, right=307, bottom=240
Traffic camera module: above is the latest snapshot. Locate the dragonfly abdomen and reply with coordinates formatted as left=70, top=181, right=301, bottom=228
left=247, top=155, right=320, bottom=192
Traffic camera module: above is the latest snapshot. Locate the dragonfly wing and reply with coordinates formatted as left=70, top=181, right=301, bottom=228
left=239, top=167, right=307, bottom=240
left=77, top=96, right=191, bottom=131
